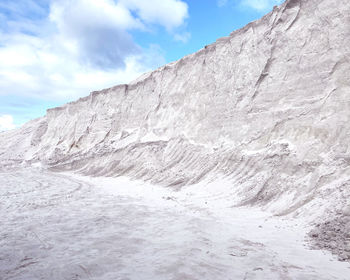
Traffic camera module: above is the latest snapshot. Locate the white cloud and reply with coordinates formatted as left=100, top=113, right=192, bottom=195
left=241, top=0, right=283, bottom=11
left=119, top=0, right=188, bottom=31
left=0, top=33, right=165, bottom=101
left=50, top=0, right=144, bottom=69
left=174, top=32, right=191, bottom=43
left=0, top=0, right=187, bottom=106
left=51, top=0, right=143, bottom=31
left=0, top=115, right=16, bottom=131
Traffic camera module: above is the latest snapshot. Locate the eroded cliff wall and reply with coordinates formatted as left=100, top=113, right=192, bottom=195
left=1, top=0, right=350, bottom=224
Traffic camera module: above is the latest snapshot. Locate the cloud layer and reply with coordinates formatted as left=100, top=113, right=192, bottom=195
left=119, top=0, right=188, bottom=31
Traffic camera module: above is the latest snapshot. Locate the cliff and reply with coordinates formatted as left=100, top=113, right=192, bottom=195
left=1, top=0, right=350, bottom=259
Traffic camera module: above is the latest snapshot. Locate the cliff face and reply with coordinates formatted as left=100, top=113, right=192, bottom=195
left=1, top=0, right=350, bottom=220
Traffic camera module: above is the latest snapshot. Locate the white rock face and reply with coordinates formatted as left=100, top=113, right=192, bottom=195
left=1, top=0, right=350, bottom=260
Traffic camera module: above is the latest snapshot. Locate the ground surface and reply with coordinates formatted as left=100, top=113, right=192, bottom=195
left=1, top=168, right=350, bottom=280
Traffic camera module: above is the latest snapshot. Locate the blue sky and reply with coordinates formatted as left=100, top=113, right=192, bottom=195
left=0, top=0, right=282, bottom=130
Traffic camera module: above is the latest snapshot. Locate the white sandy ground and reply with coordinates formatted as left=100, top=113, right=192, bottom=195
left=1, top=168, right=350, bottom=280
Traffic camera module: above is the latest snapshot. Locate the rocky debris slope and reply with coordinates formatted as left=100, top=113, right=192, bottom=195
left=1, top=0, right=350, bottom=260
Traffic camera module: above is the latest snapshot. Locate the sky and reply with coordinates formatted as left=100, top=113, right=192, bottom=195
left=0, top=0, right=283, bottom=131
